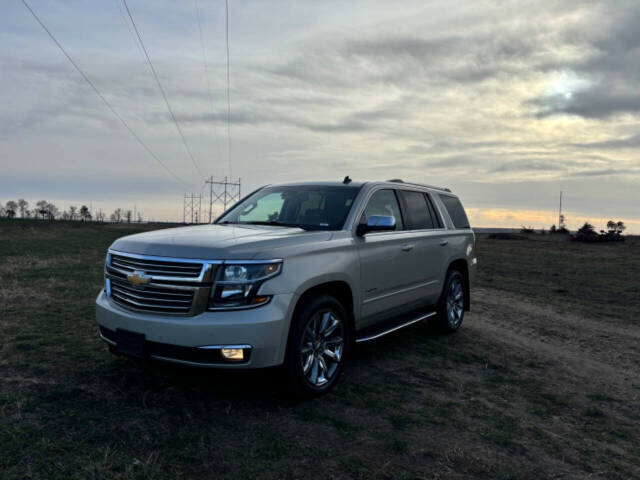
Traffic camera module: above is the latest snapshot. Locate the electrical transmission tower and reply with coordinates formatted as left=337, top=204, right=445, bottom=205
left=183, top=193, right=202, bottom=224
left=204, top=177, right=241, bottom=222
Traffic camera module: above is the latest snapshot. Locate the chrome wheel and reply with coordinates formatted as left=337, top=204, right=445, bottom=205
left=446, top=277, right=464, bottom=328
left=300, top=310, right=344, bottom=387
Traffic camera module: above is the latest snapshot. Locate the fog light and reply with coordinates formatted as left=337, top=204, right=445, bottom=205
left=221, top=347, right=244, bottom=361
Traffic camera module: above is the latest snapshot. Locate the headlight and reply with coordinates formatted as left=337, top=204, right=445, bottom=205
left=209, top=261, right=282, bottom=309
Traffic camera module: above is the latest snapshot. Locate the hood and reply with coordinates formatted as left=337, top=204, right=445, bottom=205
left=109, top=224, right=333, bottom=260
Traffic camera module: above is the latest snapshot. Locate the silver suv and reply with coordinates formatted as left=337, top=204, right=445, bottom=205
left=96, top=179, right=477, bottom=396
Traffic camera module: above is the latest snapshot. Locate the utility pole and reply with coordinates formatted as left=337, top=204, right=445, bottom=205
left=204, top=177, right=241, bottom=222
left=183, top=193, right=202, bottom=224
left=558, top=191, right=563, bottom=229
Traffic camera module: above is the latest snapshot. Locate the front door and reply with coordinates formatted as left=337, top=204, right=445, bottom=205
left=356, top=189, right=421, bottom=328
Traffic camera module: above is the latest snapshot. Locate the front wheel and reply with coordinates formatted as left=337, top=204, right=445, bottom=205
left=284, top=294, right=350, bottom=398
left=436, top=270, right=465, bottom=333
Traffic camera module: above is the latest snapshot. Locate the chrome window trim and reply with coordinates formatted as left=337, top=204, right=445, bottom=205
left=351, top=185, right=452, bottom=234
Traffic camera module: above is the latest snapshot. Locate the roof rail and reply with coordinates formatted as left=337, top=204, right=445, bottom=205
left=386, top=179, right=451, bottom=192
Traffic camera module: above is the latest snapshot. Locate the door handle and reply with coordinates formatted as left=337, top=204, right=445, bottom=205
left=401, top=244, right=414, bottom=252
left=439, top=240, right=449, bottom=246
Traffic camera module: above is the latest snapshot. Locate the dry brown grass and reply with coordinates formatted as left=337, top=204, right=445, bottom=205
left=1, top=220, right=639, bottom=479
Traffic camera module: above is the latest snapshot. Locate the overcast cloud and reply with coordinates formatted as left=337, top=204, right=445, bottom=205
left=1, top=0, right=639, bottom=230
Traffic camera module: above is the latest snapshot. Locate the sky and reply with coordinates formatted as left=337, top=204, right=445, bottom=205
left=1, top=0, right=639, bottom=231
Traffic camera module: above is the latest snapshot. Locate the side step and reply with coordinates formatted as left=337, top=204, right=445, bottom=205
left=355, top=309, right=437, bottom=343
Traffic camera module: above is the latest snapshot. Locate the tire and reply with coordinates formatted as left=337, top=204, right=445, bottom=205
left=435, top=270, right=465, bottom=333
left=283, top=293, right=351, bottom=398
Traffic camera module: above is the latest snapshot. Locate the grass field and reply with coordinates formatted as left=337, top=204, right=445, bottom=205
left=1, top=220, right=639, bottom=479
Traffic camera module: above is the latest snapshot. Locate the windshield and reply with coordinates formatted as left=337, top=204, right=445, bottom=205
left=215, top=185, right=361, bottom=230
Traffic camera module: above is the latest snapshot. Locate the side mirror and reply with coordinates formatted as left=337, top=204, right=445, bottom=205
left=356, top=215, right=396, bottom=236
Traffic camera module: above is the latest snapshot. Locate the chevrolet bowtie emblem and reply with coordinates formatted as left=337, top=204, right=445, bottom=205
left=127, top=270, right=151, bottom=286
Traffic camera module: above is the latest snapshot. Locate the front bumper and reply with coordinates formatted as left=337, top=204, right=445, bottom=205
left=95, top=290, right=295, bottom=368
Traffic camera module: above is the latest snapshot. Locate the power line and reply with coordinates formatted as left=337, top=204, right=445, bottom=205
left=225, top=0, right=232, bottom=179
left=21, top=0, right=189, bottom=188
left=194, top=0, right=221, bottom=173
left=114, top=0, right=146, bottom=64
left=122, top=0, right=206, bottom=180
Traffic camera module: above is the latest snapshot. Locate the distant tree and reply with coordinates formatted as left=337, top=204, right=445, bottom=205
left=110, top=208, right=122, bottom=223
left=549, top=224, right=557, bottom=233
left=520, top=225, right=534, bottom=234
left=577, top=222, right=595, bottom=235
left=61, top=211, right=70, bottom=221
left=125, top=210, right=132, bottom=223
left=46, top=203, right=58, bottom=220
left=36, top=200, right=48, bottom=220
left=17, top=199, right=29, bottom=218
left=96, top=210, right=105, bottom=222
left=5, top=200, right=17, bottom=219
left=68, top=205, right=77, bottom=221
left=0, top=206, right=5, bottom=218
left=79, top=205, right=90, bottom=221
left=606, top=220, right=616, bottom=233
left=616, top=221, right=626, bottom=234
left=137, top=212, right=143, bottom=223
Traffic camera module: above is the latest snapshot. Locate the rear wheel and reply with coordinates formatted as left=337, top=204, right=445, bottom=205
left=284, top=294, right=350, bottom=398
left=436, top=270, right=465, bottom=333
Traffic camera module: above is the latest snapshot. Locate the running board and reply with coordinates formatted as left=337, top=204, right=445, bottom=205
left=355, top=310, right=437, bottom=343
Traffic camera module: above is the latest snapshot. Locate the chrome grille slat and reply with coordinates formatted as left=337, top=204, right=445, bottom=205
left=111, top=254, right=203, bottom=267
left=110, top=264, right=199, bottom=277
left=110, top=286, right=193, bottom=305
left=110, top=254, right=203, bottom=278
left=111, top=292, right=191, bottom=311
left=109, top=281, right=193, bottom=299
left=111, top=259, right=201, bottom=272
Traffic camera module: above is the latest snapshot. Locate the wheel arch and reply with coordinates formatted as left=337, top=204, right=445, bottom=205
left=292, top=280, right=355, bottom=330
left=447, top=258, right=470, bottom=311
left=285, top=280, right=356, bottom=359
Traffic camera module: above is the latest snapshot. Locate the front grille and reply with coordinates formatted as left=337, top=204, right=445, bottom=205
left=110, top=253, right=203, bottom=279
left=109, top=278, right=195, bottom=314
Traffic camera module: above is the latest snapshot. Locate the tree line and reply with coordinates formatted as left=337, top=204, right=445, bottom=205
left=1, top=199, right=142, bottom=223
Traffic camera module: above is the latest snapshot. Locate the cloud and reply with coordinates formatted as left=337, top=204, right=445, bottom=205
left=491, top=160, right=566, bottom=173
left=1, top=0, right=639, bottom=230
left=529, top=1, right=640, bottom=118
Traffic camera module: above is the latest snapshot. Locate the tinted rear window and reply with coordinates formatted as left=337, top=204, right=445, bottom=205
left=399, top=190, right=435, bottom=230
left=439, top=195, right=470, bottom=229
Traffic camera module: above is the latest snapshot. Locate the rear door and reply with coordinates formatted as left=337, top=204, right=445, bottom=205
left=396, top=189, right=449, bottom=305
left=434, top=193, right=474, bottom=287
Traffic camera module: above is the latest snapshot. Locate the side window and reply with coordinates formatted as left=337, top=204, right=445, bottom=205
left=439, top=195, right=470, bottom=229
left=398, top=190, right=434, bottom=230
left=425, top=193, right=443, bottom=228
left=362, top=189, right=404, bottom=230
